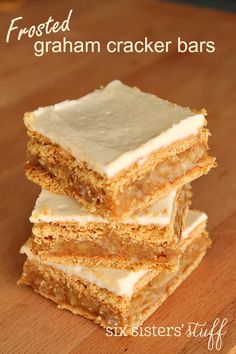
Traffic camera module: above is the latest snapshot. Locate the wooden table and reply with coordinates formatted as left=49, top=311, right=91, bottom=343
left=0, top=1, right=235, bottom=353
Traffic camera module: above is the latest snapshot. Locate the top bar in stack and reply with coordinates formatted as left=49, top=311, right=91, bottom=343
left=24, top=80, right=216, bottom=220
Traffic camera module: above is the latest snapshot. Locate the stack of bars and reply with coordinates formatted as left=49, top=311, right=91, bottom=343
left=18, top=80, right=216, bottom=334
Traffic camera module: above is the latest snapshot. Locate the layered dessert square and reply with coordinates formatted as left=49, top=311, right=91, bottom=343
left=22, top=185, right=191, bottom=270
left=24, top=80, right=216, bottom=220
left=19, top=210, right=211, bottom=334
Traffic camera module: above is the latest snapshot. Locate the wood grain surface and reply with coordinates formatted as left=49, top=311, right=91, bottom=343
left=0, top=1, right=235, bottom=353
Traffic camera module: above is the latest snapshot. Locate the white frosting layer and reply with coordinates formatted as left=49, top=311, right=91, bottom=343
left=27, top=80, right=205, bottom=177
left=30, top=189, right=177, bottom=226
left=22, top=209, right=207, bottom=297
left=182, top=210, right=207, bottom=238
left=49, top=263, right=148, bottom=297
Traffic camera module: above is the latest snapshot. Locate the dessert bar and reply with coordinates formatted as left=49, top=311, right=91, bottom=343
left=19, top=210, right=211, bottom=334
left=24, top=80, right=216, bottom=220
left=23, top=185, right=191, bottom=270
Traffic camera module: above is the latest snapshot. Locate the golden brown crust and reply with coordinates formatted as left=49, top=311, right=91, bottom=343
left=25, top=129, right=216, bottom=220
left=23, top=237, right=179, bottom=270
left=27, top=236, right=177, bottom=270
left=24, top=218, right=207, bottom=272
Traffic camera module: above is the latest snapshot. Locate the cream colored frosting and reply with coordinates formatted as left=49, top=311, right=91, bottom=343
left=49, top=263, right=148, bottom=297
left=25, top=80, right=205, bottom=177
left=21, top=209, right=207, bottom=297
left=182, top=209, right=207, bottom=238
left=30, top=189, right=177, bottom=226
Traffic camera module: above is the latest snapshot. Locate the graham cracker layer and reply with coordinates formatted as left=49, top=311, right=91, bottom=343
left=27, top=186, right=191, bottom=271
left=25, top=129, right=216, bottom=220
left=18, top=230, right=211, bottom=334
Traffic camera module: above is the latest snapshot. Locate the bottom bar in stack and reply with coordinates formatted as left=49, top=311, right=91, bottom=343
left=18, top=210, right=211, bottom=335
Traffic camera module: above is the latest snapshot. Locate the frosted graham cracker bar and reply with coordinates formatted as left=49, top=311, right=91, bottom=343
left=24, top=80, right=216, bottom=220
left=23, top=186, right=191, bottom=270
left=19, top=210, right=211, bottom=334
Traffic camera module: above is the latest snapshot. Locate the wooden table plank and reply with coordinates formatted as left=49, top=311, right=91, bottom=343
left=0, top=1, right=235, bottom=353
